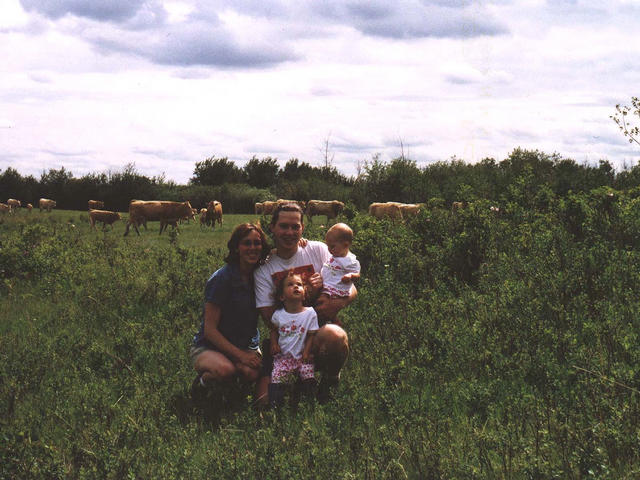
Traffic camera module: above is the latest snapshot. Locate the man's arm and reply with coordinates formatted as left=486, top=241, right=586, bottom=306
left=314, top=284, right=357, bottom=320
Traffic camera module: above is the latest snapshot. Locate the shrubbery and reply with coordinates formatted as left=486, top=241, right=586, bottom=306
left=2, top=185, right=640, bottom=477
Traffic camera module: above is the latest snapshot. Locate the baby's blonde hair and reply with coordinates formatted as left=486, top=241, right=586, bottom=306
left=327, top=222, right=353, bottom=243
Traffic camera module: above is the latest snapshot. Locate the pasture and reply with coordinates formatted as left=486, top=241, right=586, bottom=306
left=2, top=197, right=640, bottom=478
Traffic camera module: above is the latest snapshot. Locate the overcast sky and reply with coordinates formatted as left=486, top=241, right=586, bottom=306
left=1, top=0, right=639, bottom=184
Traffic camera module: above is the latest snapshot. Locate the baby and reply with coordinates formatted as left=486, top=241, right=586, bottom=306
left=317, top=222, right=360, bottom=326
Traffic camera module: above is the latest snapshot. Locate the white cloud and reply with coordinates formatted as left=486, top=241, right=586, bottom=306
left=1, top=0, right=640, bottom=185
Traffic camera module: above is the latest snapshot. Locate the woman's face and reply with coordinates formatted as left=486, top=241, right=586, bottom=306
left=237, top=229, right=263, bottom=267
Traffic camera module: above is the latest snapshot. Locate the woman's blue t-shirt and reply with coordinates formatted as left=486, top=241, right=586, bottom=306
left=192, top=263, right=259, bottom=350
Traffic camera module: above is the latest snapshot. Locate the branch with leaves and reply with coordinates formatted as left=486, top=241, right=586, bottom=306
left=611, top=96, right=640, bottom=147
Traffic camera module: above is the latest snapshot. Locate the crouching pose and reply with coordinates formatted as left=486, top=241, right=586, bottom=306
left=189, top=223, right=269, bottom=402
left=255, top=202, right=356, bottom=406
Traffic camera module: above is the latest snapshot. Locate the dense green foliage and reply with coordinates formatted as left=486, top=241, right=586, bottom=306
left=2, top=177, right=640, bottom=478
left=3, top=149, right=640, bottom=214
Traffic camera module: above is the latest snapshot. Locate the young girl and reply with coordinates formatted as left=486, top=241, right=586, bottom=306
left=268, top=271, right=319, bottom=407
left=317, top=222, right=361, bottom=326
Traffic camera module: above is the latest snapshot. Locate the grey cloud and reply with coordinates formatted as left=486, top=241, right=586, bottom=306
left=42, top=148, right=94, bottom=157
left=149, top=27, right=298, bottom=67
left=20, top=0, right=147, bottom=22
left=310, top=0, right=508, bottom=39
left=445, top=74, right=477, bottom=85
left=86, top=19, right=298, bottom=68
left=310, top=87, right=340, bottom=97
left=29, top=73, right=52, bottom=84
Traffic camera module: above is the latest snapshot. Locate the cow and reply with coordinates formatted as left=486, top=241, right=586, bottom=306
left=7, top=199, right=21, bottom=211
left=255, top=202, right=263, bottom=215
left=88, top=200, right=105, bottom=210
left=204, top=200, right=223, bottom=228
left=368, top=202, right=403, bottom=220
left=89, top=209, right=122, bottom=231
left=39, top=198, right=56, bottom=212
left=305, top=200, right=345, bottom=223
left=199, top=208, right=208, bottom=227
left=451, top=201, right=467, bottom=212
left=26, top=203, right=33, bottom=212
left=124, top=200, right=194, bottom=236
left=180, top=208, right=197, bottom=224
left=260, top=200, right=277, bottom=215
left=398, top=203, right=424, bottom=218
left=0, top=203, right=9, bottom=213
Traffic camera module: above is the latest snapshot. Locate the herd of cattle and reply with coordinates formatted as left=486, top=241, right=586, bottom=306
left=2, top=196, right=481, bottom=233
left=0, top=198, right=56, bottom=213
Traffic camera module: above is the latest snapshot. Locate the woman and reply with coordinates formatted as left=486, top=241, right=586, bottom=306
left=190, top=223, right=270, bottom=400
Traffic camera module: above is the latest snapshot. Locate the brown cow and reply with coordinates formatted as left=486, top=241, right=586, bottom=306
left=88, top=200, right=105, bottom=210
left=39, top=198, right=56, bottom=212
left=0, top=203, right=9, bottom=213
left=204, top=200, right=223, bottom=228
left=255, top=202, right=263, bottom=215
left=398, top=203, right=424, bottom=218
left=26, top=203, right=33, bottom=212
left=124, top=200, right=193, bottom=236
left=451, top=201, right=467, bottom=212
left=89, top=209, right=121, bottom=231
left=261, top=200, right=277, bottom=215
left=199, top=208, right=208, bottom=227
left=368, top=202, right=402, bottom=220
left=7, top=199, right=21, bottom=211
left=305, top=200, right=345, bottom=223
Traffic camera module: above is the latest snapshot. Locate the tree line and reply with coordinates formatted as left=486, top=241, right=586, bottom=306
left=2, top=148, right=640, bottom=213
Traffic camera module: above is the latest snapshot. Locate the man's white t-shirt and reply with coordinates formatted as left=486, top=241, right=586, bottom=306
left=254, top=241, right=330, bottom=309
left=270, top=307, right=319, bottom=358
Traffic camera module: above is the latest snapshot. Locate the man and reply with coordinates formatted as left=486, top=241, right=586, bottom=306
left=254, top=202, right=355, bottom=405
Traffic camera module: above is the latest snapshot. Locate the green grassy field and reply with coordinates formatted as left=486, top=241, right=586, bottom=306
left=3, top=199, right=640, bottom=479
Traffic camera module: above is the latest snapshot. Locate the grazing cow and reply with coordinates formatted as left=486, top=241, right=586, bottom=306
left=180, top=208, right=197, bottom=224
left=7, top=199, right=21, bottom=211
left=39, top=198, right=56, bottom=212
left=89, top=209, right=121, bottom=231
left=199, top=208, right=208, bottom=227
left=204, top=200, right=223, bottom=228
left=88, top=200, right=105, bottom=210
left=305, top=200, right=345, bottom=223
left=26, top=203, right=33, bottom=212
left=260, top=200, right=277, bottom=215
left=368, top=202, right=402, bottom=220
left=124, top=200, right=194, bottom=236
left=398, top=203, right=424, bottom=218
left=0, top=203, right=9, bottom=213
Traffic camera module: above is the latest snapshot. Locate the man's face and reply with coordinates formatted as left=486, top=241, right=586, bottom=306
left=271, top=211, right=304, bottom=252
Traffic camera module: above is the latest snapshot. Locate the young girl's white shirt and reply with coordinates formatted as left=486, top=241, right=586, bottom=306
left=271, top=306, right=319, bottom=358
left=320, top=252, right=361, bottom=297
